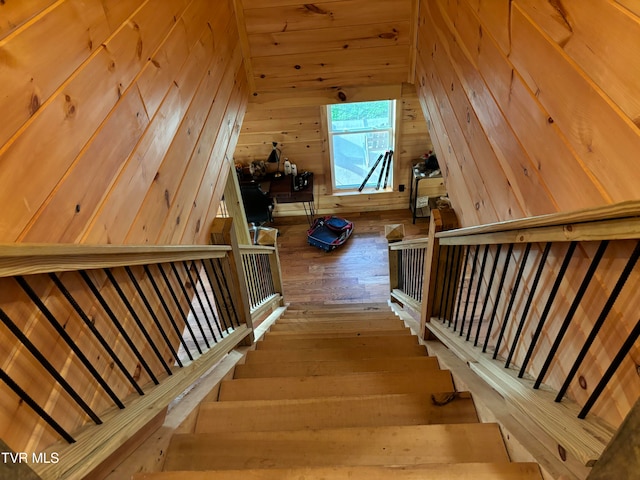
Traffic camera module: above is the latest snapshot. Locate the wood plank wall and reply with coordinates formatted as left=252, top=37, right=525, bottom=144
left=0, top=0, right=248, bottom=246
left=415, top=0, right=640, bottom=228
left=415, top=0, right=640, bottom=429
left=233, top=83, right=436, bottom=216
left=0, top=0, right=249, bottom=455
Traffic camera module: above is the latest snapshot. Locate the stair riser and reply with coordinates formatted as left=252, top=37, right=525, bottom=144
left=245, top=345, right=429, bottom=364
left=234, top=356, right=439, bottom=378
left=269, top=319, right=405, bottom=331
left=264, top=328, right=411, bottom=340
left=218, top=370, right=454, bottom=401
left=256, top=335, right=419, bottom=351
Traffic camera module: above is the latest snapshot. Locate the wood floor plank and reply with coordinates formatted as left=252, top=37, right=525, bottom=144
left=196, top=393, right=478, bottom=433
left=234, top=355, right=440, bottom=378
left=275, top=210, right=429, bottom=305
left=163, top=424, right=510, bottom=470
left=135, top=463, right=543, bottom=480
left=218, top=370, right=454, bottom=401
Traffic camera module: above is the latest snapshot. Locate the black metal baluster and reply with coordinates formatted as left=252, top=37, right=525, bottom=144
left=534, top=240, right=610, bottom=389
left=453, top=245, right=471, bottom=331
left=204, top=259, right=232, bottom=331
left=0, top=306, right=102, bottom=424
left=49, top=272, right=145, bottom=394
left=505, top=242, right=552, bottom=368
left=192, top=261, right=224, bottom=338
left=493, top=243, right=532, bottom=360
left=156, top=264, right=202, bottom=355
left=103, top=269, right=172, bottom=376
left=265, top=254, right=276, bottom=296
left=556, top=240, right=640, bottom=402
left=519, top=242, right=577, bottom=378
left=418, top=248, right=426, bottom=302
left=467, top=244, right=489, bottom=342
left=80, top=270, right=159, bottom=385
left=182, top=261, right=217, bottom=343
left=578, top=316, right=640, bottom=419
left=213, top=258, right=241, bottom=328
left=124, top=267, right=182, bottom=368
left=170, top=263, right=210, bottom=350
left=16, top=276, right=126, bottom=408
left=143, top=265, right=194, bottom=361
left=460, top=244, right=480, bottom=336
left=0, top=368, right=75, bottom=443
left=475, top=244, right=502, bottom=346
left=434, top=244, right=444, bottom=316
left=439, top=244, right=453, bottom=321
left=447, top=245, right=464, bottom=323
left=482, top=243, right=514, bottom=353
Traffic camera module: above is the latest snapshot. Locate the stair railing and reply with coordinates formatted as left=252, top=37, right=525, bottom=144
left=0, top=230, right=256, bottom=479
left=388, top=237, right=429, bottom=312
left=211, top=219, right=284, bottom=325
left=413, top=201, right=640, bottom=469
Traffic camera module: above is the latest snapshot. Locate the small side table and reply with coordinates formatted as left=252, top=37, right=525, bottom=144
left=409, top=165, right=445, bottom=224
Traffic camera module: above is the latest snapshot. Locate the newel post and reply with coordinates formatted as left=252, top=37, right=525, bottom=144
left=385, top=224, right=406, bottom=295
left=419, top=208, right=458, bottom=339
left=210, top=217, right=255, bottom=345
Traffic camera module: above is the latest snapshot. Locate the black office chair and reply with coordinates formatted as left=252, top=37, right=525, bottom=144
left=240, top=183, right=274, bottom=226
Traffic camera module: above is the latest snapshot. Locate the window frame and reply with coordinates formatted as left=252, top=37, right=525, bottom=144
left=325, top=99, right=398, bottom=194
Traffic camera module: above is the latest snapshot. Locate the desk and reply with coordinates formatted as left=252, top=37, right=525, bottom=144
left=262, top=174, right=315, bottom=225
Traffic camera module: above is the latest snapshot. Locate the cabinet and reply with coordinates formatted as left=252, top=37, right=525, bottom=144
left=409, top=165, right=446, bottom=223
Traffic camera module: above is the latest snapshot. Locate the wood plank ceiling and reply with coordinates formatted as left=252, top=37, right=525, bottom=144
left=234, top=0, right=416, bottom=99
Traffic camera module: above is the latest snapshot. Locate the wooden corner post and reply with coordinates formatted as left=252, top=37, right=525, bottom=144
left=385, top=224, right=406, bottom=295
left=419, top=208, right=459, bottom=339
left=210, top=217, right=255, bottom=345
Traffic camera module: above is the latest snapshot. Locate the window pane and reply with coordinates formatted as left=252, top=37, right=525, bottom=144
left=330, top=101, right=391, bottom=132
left=332, top=131, right=390, bottom=189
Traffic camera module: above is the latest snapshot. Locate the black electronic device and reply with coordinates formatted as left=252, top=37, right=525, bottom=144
left=293, top=171, right=313, bottom=191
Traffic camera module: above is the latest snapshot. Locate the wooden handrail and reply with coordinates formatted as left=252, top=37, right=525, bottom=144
left=0, top=243, right=231, bottom=277
left=238, top=245, right=276, bottom=255
left=388, top=238, right=429, bottom=250
left=436, top=199, right=640, bottom=238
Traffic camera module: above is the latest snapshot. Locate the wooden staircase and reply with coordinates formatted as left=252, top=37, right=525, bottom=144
left=133, top=303, right=543, bottom=479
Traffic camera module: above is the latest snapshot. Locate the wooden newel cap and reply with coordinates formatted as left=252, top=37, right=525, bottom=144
left=385, top=224, right=405, bottom=243
left=256, top=227, right=278, bottom=246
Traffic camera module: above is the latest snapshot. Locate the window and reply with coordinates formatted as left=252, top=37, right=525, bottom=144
left=327, top=100, right=396, bottom=191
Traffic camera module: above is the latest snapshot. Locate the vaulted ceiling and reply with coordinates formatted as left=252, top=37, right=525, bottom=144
left=234, top=0, right=416, bottom=101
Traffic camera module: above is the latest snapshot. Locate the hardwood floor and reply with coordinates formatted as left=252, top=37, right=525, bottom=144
left=272, top=209, right=429, bottom=305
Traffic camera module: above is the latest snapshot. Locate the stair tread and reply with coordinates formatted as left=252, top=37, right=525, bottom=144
left=196, top=393, right=478, bottom=433
left=234, top=355, right=440, bottom=378
left=218, top=370, right=454, bottom=401
left=135, top=463, right=543, bottom=479
left=269, top=319, right=406, bottom=331
left=256, top=334, right=419, bottom=350
left=245, top=344, right=428, bottom=363
left=277, top=313, right=399, bottom=322
left=163, top=424, right=510, bottom=471
left=265, top=328, right=411, bottom=339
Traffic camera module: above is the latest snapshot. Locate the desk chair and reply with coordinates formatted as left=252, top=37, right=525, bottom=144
left=240, top=183, right=274, bottom=226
